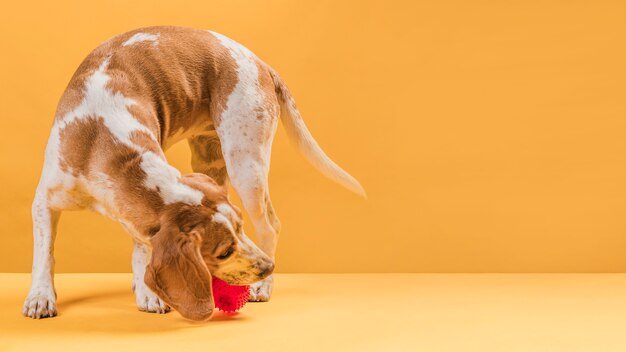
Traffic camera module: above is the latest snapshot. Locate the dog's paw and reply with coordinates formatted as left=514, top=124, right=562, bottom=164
left=249, top=275, right=273, bottom=302
left=135, top=286, right=170, bottom=314
left=23, top=290, right=57, bottom=319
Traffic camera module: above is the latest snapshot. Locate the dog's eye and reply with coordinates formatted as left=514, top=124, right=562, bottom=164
left=217, top=247, right=234, bottom=260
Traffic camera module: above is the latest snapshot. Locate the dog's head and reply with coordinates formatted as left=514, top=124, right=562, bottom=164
left=144, top=173, right=274, bottom=321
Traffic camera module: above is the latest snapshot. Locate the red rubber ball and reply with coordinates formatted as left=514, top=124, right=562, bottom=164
left=212, top=277, right=250, bottom=313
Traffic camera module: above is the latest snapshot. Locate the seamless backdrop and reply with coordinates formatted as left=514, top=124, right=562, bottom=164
left=1, top=0, right=626, bottom=273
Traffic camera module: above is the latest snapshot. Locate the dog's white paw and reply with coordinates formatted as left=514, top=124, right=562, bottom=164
left=249, top=275, right=273, bottom=302
left=135, top=285, right=170, bottom=314
left=23, top=289, right=57, bottom=319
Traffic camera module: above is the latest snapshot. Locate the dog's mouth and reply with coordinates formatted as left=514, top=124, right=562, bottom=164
left=214, top=262, right=274, bottom=285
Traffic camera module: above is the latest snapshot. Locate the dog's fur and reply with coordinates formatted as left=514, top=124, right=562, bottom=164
left=23, top=26, right=364, bottom=321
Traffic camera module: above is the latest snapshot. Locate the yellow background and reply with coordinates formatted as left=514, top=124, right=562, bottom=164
left=1, top=0, right=625, bottom=273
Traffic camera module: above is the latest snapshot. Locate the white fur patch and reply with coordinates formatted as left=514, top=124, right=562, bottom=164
left=212, top=213, right=234, bottom=232
left=123, top=32, right=160, bottom=47
left=216, top=203, right=238, bottom=222
left=57, top=57, right=155, bottom=146
left=209, top=33, right=262, bottom=131
left=140, top=152, right=203, bottom=205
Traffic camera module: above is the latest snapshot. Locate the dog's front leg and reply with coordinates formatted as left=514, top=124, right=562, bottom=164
left=132, top=242, right=170, bottom=313
left=23, top=194, right=60, bottom=319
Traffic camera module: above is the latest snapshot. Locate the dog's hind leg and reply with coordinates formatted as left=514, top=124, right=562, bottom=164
left=215, top=102, right=281, bottom=301
left=23, top=189, right=61, bottom=319
left=188, top=134, right=229, bottom=187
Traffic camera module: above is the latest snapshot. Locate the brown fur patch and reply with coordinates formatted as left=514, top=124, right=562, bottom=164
left=206, top=32, right=239, bottom=126
left=129, top=130, right=162, bottom=156
left=205, top=167, right=228, bottom=186
left=256, top=59, right=281, bottom=118
left=189, top=135, right=223, bottom=163
left=188, top=134, right=229, bottom=185
left=180, top=173, right=228, bottom=206
left=58, top=116, right=103, bottom=176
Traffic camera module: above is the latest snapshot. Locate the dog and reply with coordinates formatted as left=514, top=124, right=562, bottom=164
left=23, top=26, right=365, bottom=321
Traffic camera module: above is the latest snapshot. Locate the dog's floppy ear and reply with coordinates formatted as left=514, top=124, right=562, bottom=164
left=144, top=207, right=214, bottom=321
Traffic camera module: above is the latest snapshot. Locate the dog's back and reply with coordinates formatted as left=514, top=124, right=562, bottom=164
left=56, top=27, right=238, bottom=144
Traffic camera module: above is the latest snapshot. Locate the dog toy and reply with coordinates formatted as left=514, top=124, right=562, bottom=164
left=212, top=277, right=250, bottom=313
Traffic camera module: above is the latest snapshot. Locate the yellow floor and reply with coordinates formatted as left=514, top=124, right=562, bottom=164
left=3, top=274, right=626, bottom=351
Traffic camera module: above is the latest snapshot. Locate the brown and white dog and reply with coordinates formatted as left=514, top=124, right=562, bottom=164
left=23, top=26, right=365, bottom=321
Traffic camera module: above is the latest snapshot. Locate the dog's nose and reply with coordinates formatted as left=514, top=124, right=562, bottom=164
left=259, top=262, right=274, bottom=278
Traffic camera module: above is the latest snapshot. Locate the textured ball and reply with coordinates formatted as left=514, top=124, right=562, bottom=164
left=212, top=277, right=250, bottom=313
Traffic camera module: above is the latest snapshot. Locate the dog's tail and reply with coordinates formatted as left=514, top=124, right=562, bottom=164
left=269, top=68, right=366, bottom=198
